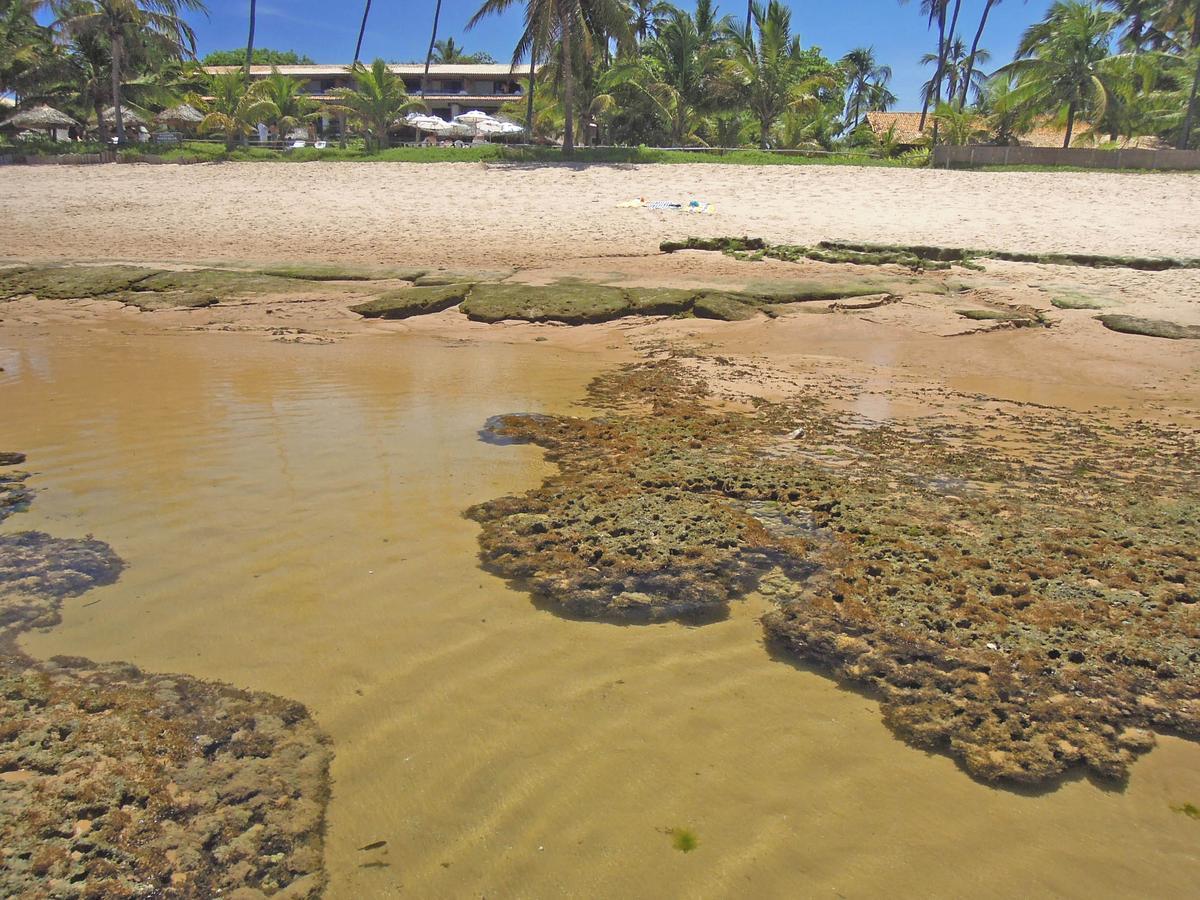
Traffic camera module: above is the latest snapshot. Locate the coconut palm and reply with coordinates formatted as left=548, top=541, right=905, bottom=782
left=841, top=46, right=892, bottom=129
left=1, top=0, right=51, bottom=98
left=198, top=70, right=277, bottom=148
left=243, top=0, right=254, bottom=74
left=1155, top=0, right=1200, bottom=145
left=599, top=5, right=725, bottom=144
left=921, top=37, right=990, bottom=109
left=257, top=67, right=319, bottom=140
left=354, top=0, right=372, bottom=63
left=630, top=0, right=669, bottom=41
left=901, top=0, right=964, bottom=131
left=53, top=0, right=206, bottom=144
left=325, top=58, right=425, bottom=151
left=932, top=98, right=988, bottom=143
left=468, top=0, right=629, bottom=152
left=721, top=0, right=835, bottom=149
left=997, top=0, right=1120, bottom=147
left=1105, top=0, right=1166, bottom=51
left=959, top=0, right=1003, bottom=109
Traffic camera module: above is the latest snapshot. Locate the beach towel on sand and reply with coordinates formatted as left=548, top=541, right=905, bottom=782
left=617, top=198, right=715, bottom=214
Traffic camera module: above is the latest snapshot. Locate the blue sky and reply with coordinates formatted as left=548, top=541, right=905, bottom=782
left=189, top=0, right=1055, bottom=109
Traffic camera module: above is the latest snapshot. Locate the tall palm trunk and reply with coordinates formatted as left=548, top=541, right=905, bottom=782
left=94, top=98, right=109, bottom=144
left=745, top=0, right=752, bottom=33
left=109, top=30, right=124, bottom=143
left=1181, top=52, right=1200, bottom=149
left=561, top=6, right=575, bottom=153
left=354, top=0, right=372, bottom=62
left=918, top=4, right=946, bottom=132
left=245, top=0, right=257, bottom=75
left=1063, top=99, right=1075, bottom=148
left=525, top=38, right=537, bottom=142
left=422, top=0, right=443, bottom=97
left=1180, top=6, right=1200, bottom=149
left=958, top=0, right=994, bottom=110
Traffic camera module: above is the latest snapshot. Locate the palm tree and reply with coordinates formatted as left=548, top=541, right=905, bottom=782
left=1156, top=0, right=1200, bottom=146
left=354, top=0, right=372, bottom=63
left=469, top=0, right=628, bottom=152
left=841, top=46, right=892, bottom=129
left=959, top=0, right=1003, bottom=109
left=1, top=0, right=51, bottom=99
left=325, top=58, right=425, bottom=151
left=997, top=0, right=1120, bottom=147
left=54, top=0, right=205, bottom=144
left=257, top=67, right=318, bottom=140
left=721, top=0, right=834, bottom=149
left=630, top=0, right=668, bottom=41
left=243, top=0, right=254, bottom=75
left=902, top=0, right=964, bottom=131
left=422, top=0, right=443, bottom=97
left=600, top=5, right=725, bottom=144
left=1105, top=0, right=1165, bottom=51
left=198, top=70, right=276, bottom=148
left=432, top=36, right=467, bottom=62
left=921, top=37, right=989, bottom=108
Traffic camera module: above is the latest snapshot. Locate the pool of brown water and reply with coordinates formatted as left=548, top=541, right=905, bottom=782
left=5, top=321, right=1200, bottom=898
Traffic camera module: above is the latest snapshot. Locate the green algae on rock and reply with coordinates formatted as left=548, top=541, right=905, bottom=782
left=461, top=283, right=634, bottom=324
left=1096, top=315, right=1200, bottom=340
left=351, top=284, right=473, bottom=319
left=0, top=265, right=158, bottom=300
left=255, top=264, right=426, bottom=282
left=0, top=459, right=331, bottom=898
left=693, top=291, right=761, bottom=321
left=471, top=359, right=1200, bottom=784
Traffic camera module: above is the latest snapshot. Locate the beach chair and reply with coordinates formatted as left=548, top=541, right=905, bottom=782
left=289, top=140, right=306, bottom=150
left=314, top=140, right=327, bottom=150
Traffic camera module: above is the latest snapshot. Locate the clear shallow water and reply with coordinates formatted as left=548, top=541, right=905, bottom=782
left=5, top=323, right=1200, bottom=898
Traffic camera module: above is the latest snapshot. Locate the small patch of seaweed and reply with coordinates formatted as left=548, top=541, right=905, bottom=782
left=1096, top=315, right=1200, bottom=340
left=670, top=828, right=699, bottom=852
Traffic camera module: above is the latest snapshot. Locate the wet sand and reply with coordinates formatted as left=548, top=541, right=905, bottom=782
left=3, top=161, right=1200, bottom=896
left=3, top=319, right=1199, bottom=897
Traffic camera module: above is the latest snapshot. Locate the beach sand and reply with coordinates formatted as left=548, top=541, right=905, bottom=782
left=3, top=161, right=1198, bottom=267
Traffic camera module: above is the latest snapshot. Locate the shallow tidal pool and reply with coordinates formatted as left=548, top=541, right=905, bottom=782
left=5, top=322, right=1200, bottom=898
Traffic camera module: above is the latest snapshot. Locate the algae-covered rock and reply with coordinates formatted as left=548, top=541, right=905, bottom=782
left=132, top=269, right=303, bottom=295
left=412, top=273, right=474, bottom=287
left=693, top=291, right=760, bottom=321
left=0, top=265, right=158, bottom=300
left=472, top=357, right=1200, bottom=785
left=1097, top=315, right=1200, bottom=340
left=1050, top=292, right=1115, bottom=310
left=351, top=284, right=472, bottom=319
left=624, top=287, right=701, bottom=315
left=660, top=236, right=766, bottom=254
left=108, top=289, right=222, bottom=310
left=461, top=283, right=632, bottom=324
left=256, top=264, right=426, bottom=281
left=748, top=280, right=906, bottom=303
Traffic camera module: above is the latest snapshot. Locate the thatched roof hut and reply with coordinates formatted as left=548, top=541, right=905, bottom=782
left=101, top=105, right=147, bottom=126
left=0, top=104, right=79, bottom=139
left=156, top=103, right=204, bottom=125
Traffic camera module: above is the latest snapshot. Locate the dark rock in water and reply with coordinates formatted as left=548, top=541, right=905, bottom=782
left=478, top=413, right=556, bottom=445
left=0, top=451, right=26, bottom=466
left=472, top=357, right=1200, bottom=785
left=0, top=469, right=32, bottom=524
left=0, top=460, right=332, bottom=899
left=0, top=532, right=125, bottom=631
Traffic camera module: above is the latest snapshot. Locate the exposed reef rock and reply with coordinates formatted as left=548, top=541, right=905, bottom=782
left=351, top=284, right=473, bottom=319
left=1096, top=315, right=1200, bottom=340
left=0, top=456, right=331, bottom=898
left=471, top=359, right=1200, bottom=784
left=662, top=236, right=1200, bottom=272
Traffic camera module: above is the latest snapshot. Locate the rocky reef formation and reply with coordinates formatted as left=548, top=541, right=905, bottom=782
left=0, top=453, right=331, bottom=897
left=1096, top=315, right=1200, bottom=340
left=662, top=236, right=1200, bottom=272
left=470, top=361, right=1200, bottom=784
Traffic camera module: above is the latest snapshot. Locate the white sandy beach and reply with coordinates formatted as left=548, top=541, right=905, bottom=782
left=3, top=161, right=1198, bottom=267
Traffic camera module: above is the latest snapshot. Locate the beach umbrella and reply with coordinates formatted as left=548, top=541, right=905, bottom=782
left=156, top=103, right=204, bottom=126
left=410, top=115, right=454, bottom=134
left=0, top=104, right=78, bottom=139
left=454, top=109, right=492, bottom=123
